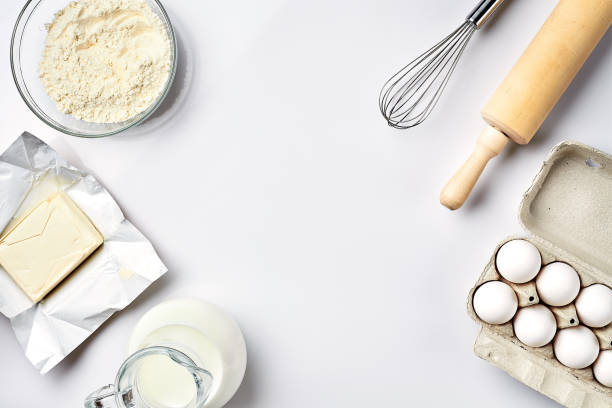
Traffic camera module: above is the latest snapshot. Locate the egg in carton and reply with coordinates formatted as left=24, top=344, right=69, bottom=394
left=467, top=142, right=612, bottom=408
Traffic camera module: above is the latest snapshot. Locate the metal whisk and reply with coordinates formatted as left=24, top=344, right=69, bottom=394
left=379, top=0, right=506, bottom=129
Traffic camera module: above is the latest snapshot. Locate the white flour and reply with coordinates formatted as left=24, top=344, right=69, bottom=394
left=39, top=0, right=171, bottom=123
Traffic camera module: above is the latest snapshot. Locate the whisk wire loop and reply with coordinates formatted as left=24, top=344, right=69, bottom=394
left=392, top=25, right=469, bottom=121
left=379, top=20, right=477, bottom=129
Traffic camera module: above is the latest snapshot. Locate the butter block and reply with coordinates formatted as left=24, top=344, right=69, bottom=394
left=0, top=192, right=103, bottom=302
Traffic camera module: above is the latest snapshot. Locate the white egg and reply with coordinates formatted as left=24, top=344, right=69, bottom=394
left=495, top=239, right=541, bottom=284
left=536, top=262, right=581, bottom=306
left=513, top=305, right=557, bottom=347
left=553, top=326, right=600, bottom=369
left=575, top=284, right=612, bottom=328
left=593, top=350, right=612, bottom=388
left=473, top=281, right=518, bottom=325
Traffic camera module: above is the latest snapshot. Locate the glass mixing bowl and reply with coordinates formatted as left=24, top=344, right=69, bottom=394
left=10, top=0, right=177, bottom=138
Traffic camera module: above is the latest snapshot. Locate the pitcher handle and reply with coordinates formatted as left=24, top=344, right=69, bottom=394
left=84, top=384, right=121, bottom=408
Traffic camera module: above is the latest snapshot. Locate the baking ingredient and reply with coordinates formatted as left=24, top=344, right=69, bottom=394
left=593, top=350, right=612, bottom=388
left=129, top=299, right=247, bottom=408
left=136, top=325, right=222, bottom=407
left=575, top=284, right=612, bottom=328
left=495, top=239, right=541, bottom=283
left=536, top=262, right=580, bottom=307
left=473, top=281, right=518, bottom=325
left=0, top=192, right=103, bottom=302
left=513, top=305, right=557, bottom=348
left=39, top=0, right=171, bottom=123
left=553, top=326, right=600, bottom=369
left=137, top=350, right=198, bottom=408
left=0, top=133, right=167, bottom=374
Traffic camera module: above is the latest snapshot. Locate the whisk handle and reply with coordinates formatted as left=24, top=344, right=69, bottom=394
left=467, top=0, right=506, bottom=28
left=440, top=126, right=508, bottom=210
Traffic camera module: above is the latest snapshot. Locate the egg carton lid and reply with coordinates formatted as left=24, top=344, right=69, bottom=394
left=519, top=141, right=612, bottom=285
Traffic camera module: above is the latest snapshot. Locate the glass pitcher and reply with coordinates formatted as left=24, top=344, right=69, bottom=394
left=84, top=346, right=213, bottom=408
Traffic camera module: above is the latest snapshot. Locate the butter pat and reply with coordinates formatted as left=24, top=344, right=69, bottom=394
left=0, top=192, right=103, bottom=302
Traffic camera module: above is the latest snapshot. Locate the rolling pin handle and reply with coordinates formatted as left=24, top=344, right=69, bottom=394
left=440, top=126, right=508, bottom=210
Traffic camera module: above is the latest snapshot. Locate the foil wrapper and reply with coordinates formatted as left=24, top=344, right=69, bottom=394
left=0, top=132, right=167, bottom=373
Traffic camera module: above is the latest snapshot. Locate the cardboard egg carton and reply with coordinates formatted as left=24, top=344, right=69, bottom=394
left=467, top=142, right=612, bottom=407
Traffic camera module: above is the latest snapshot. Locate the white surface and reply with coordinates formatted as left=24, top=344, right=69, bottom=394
left=0, top=0, right=611, bottom=406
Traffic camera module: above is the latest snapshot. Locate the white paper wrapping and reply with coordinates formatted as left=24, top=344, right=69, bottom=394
left=0, top=132, right=167, bottom=374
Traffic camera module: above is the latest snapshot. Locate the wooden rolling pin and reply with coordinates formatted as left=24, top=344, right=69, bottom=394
left=440, top=0, right=612, bottom=210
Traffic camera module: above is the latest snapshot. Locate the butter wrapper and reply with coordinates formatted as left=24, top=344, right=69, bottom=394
left=0, top=132, right=167, bottom=374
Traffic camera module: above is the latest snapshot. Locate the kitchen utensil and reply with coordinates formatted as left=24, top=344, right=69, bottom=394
left=379, top=0, right=505, bottom=129
left=440, top=0, right=612, bottom=210
left=84, top=346, right=213, bottom=408
left=85, top=298, right=247, bottom=408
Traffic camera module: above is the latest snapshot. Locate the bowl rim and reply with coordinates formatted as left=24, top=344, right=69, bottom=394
left=10, top=0, right=178, bottom=138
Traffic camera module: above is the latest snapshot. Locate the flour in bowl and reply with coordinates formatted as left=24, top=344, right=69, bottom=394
left=39, top=0, right=172, bottom=123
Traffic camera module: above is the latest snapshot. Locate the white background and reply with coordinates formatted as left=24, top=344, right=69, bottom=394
left=1, top=0, right=611, bottom=406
